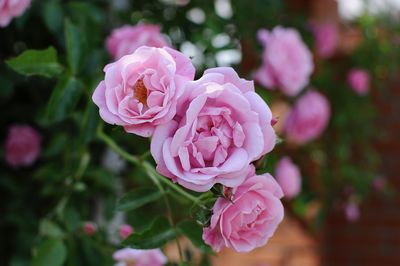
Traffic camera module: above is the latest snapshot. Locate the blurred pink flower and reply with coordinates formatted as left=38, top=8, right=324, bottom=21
left=347, top=68, right=370, bottom=95
left=151, top=67, right=276, bottom=192
left=92, top=46, right=195, bottom=137
left=83, top=222, right=97, bottom=235
left=119, top=224, right=133, bottom=239
left=202, top=165, right=284, bottom=253
left=5, top=124, right=41, bottom=168
left=275, top=156, right=301, bottom=198
left=113, top=248, right=167, bottom=266
left=106, top=24, right=170, bottom=60
left=0, top=0, right=31, bottom=27
left=254, top=26, right=314, bottom=96
left=310, top=22, right=339, bottom=59
left=345, top=201, right=360, bottom=222
left=284, top=90, right=330, bottom=144
left=372, top=176, right=386, bottom=191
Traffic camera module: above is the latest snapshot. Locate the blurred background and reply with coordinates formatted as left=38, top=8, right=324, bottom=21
left=1, top=0, right=400, bottom=265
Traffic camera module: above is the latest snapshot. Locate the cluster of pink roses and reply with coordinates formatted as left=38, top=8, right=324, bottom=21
left=93, top=42, right=284, bottom=252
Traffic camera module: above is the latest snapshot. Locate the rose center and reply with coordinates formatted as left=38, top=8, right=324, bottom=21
left=133, top=79, right=148, bottom=106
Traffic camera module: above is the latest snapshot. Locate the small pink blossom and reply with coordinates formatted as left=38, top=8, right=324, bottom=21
left=254, top=26, right=314, bottom=96
left=275, top=157, right=301, bottom=198
left=310, top=22, right=339, bottom=59
left=92, top=46, right=195, bottom=137
left=106, top=24, right=170, bottom=60
left=202, top=165, right=284, bottom=252
left=0, top=0, right=31, bottom=27
left=284, top=90, right=330, bottom=144
left=345, top=201, right=360, bottom=222
left=113, top=248, right=167, bottom=266
left=347, top=68, right=370, bottom=95
left=151, top=67, right=276, bottom=192
left=119, top=224, right=133, bottom=239
left=4, top=124, right=41, bottom=168
left=83, top=222, right=97, bottom=235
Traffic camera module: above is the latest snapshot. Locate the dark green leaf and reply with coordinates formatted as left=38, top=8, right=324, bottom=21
left=65, top=19, right=85, bottom=74
left=116, top=188, right=163, bottom=212
left=122, top=216, right=176, bottom=249
left=32, top=239, right=67, bottom=266
left=177, top=220, right=211, bottom=252
left=5, top=47, right=63, bottom=78
left=79, top=101, right=100, bottom=145
left=42, top=0, right=64, bottom=33
left=45, top=75, right=82, bottom=122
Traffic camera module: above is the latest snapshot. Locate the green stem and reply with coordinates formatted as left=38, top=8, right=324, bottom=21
left=97, top=126, right=201, bottom=205
left=97, top=126, right=185, bottom=261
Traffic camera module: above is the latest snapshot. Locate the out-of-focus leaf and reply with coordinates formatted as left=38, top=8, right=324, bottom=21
left=65, top=19, right=86, bottom=74
left=39, top=219, right=65, bottom=238
left=177, top=220, right=211, bottom=252
left=116, top=188, right=163, bottom=212
left=45, top=75, right=82, bottom=122
left=79, top=101, right=99, bottom=145
left=32, top=239, right=67, bottom=266
left=5, top=47, right=63, bottom=78
left=42, top=0, right=64, bottom=33
left=122, top=216, right=176, bottom=249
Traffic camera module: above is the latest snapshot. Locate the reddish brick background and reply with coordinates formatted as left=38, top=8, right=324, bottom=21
left=320, top=78, right=400, bottom=266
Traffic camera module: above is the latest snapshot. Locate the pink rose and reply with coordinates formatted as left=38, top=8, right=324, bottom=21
left=151, top=67, right=276, bottom=192
left=0, top=0, right=31, bottom=27
left=347, top=68, right=370, bottom=95
left=119, top=224, right=133, bottom=239
left=284, top=90, right=330, bottom=144
left=275, top=156, right=301, bottom=198
left=310, top=22, right=339, bottom=59
left=92, top=46, right=195, bottom=137
left=202, top=165, right=284, bottom=252
left=113, top=248, right=167, bottom=266
left=106, top=24, right=170, bottom=60
left=4, top=124, right=41, bottom=167
left=254, top=26, right=314, bottom=96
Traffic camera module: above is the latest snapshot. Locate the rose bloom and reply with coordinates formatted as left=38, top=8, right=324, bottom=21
left=202, top=165, right=284, bottom=253
left=113, top=248, right=167, bottom=266
left=106, top=24, right=170, bottom=60
left=92, top=46, right=195, bottom=137
left=4, top=124, right=41, bottom=168
left=347, top=68, right=370, bottom=95
left=275, top=156, right=301, bottom=198
left=254, top=26, right=314, bottom=96
left=83, top=222, right=97, bottom=236
left=284, top=90, right=330, bottom=144
left=310, top=22, right=339, bottom=59
left=0, top=0, right=31, bottom=27
left=151, top=67, right=276, bottom=192
left=119, top=224, right=133, bottom=239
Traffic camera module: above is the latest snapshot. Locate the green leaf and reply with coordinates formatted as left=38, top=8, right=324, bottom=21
left=39, top=219, right=65, bottom=238
left=122, top=216, right=176, bottom=249
left=64, top=19, right=85, bottom=74
left=32, top=239, right=67, bottom=266
left=5, top=47, right=63, bottom=78
left=116, top=188, right=163, bottom=212
left=42, top=0, right=64, bottom=33
left=177, top=220, right=211, bottom=252
left=45, top=75, right=82, bottom=122
left=79, top=100, right=99, bottom=145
